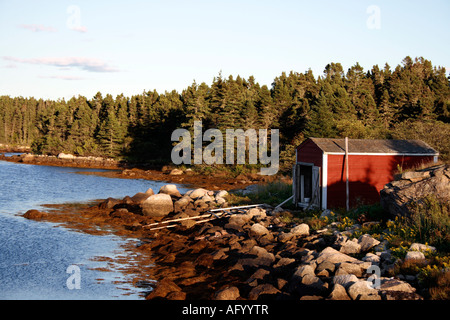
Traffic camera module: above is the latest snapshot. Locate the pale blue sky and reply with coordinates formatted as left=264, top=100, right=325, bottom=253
left=1, top=0, right=449, bottom=100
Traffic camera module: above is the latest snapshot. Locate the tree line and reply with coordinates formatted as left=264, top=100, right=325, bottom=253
left=1, top=56, right=449, bottom=172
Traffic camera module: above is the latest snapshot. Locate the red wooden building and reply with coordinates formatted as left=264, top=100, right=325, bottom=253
left=293, top=138, right=439, bottom=210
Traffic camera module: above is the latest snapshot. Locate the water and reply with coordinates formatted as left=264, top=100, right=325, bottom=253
left=0, top=157, right=187, bottom=299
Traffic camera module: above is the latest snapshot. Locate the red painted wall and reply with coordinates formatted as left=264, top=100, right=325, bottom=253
left=296, top=140, right=322, bottom=167
left=326, top=154, right=435, bottom=208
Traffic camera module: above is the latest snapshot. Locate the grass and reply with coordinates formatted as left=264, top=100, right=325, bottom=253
left=226, top=178, right=294, bottom=207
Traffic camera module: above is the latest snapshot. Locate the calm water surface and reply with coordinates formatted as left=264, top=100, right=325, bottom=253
left=0, top=156, right=187, bottom=299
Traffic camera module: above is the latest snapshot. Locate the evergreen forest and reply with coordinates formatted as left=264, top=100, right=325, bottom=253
left=1, top=56, right=449, bottom=173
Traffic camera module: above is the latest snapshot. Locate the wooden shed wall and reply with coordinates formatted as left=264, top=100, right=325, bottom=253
left=296, top=139, right=323, bottom=167
left=326, top=154, right=435, bottom=208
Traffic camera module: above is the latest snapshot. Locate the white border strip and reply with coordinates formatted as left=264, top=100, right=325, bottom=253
left=324, top=152, right=439, bottom=156
left=322, top=153, right=328, bottom=210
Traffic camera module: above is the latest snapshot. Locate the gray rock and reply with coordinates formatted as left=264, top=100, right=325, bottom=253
left=332, top=274, right=359, bottom=289
left=404, top=251, right=426, bottom=261
left=215, top=190, right=228, bottom=199
left=173, top=196, right=192, bottom=213
left=380, top=165, right=450, bottom=217
left=379, top=278, right=416, bottom=293
left=130, top=192, right=152, bottom=205
left=409, top=243, right=436, bottom=253
left=141, top=193, right=174, bottom=217
left=340, top=239, right=361, bottom=254
left=363, top=253, right=381, bottom=264
left=347, top=280, right=381, bottom=300
left=188, top=188, right=209, bottom=199
left=358, top=234, right=381, bottom=252
left=159, top=184, right=182, bottom=197
left=290, top=223, right=309, bottom=237
left=316, top=247, right=359, bottom=265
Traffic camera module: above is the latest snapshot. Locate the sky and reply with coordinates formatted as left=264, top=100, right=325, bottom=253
left=0, top=0, right=449, bottom=100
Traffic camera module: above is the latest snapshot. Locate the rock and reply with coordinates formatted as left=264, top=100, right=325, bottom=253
left=169, top=168, right=183, bottom=175
left=335, top=262, right=368, bottom=277
left=141, top=193, right=174, bottom=217
left=248, top=284, right=280, bottom=300
left=216, top=197, right=227, bottom=206
left=409, top=243, right=436, bottom=253
left=159, top=184, right=181, bottom=197
left=57, top=153, right=75, bottom=160
left=246, top=268, right=270, bottom=285
left=146, top=279, right=182, bottom=299
left=358, top=234, right=381, bottom=252
left=249, top=246, right=275, bottom=265
left=166, top=291, right=186, bottom=300
left=332, top=274, right=359, bottom=288
left=363, top=253, right=381, bottom=264
left=340, top=239, right=361, bottom=254
left=347, top=280, right=381, bottom=300
left=273, top=257, right=296, bottom=269
left=214, top=286, right=240, bottom=300
left=145, top=188, right=154, bottom=195
left=379, top=278, right=416, bottom=293
left=404, top=251, right=426, bottom=261
left=20, top=154, right=35, bottom=162
left=290, top=223, right=309, bottom=237
left=300, top=274, right=326, bottom=290
left=320, top=209, right=333, bottom=218
left=249, top=223, right=270, bottom=239
left=293, top=264, right=315, bottom=279
left=99, top=197, right=122, bottom=209
left=400, top=170, right=430, bottom=181
left=23, top=209, right=48, bottom=220
left=316, top=261, right=336, bottom=276
left=215, top=190, right=228, bottom=199
left=188, top=188, right=209, bottom=199
left=328, top=283, right=351, bottom=300
left=130, top=192, right=152, bottom=205
left=173, top=196, right=192, bottom=213
left=316, top=247, right=358, bottom=265
left=380, top=165, right=450, bottom=217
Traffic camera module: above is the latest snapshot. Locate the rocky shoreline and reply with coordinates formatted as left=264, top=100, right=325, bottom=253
left=23, top=183, right=432, bottom=300
left=0, top=152, right=275, bottom=191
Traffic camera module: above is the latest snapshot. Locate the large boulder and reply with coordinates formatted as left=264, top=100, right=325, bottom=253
left=381, top=165, right=450, bottom=217
left=141, top=193, right=174, bottom=217
left=316, top=247, right=359, bottom=265
left=158, top=184, right=182, bottom=198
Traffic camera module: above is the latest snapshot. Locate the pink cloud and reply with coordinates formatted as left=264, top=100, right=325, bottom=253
left=3, top=56, right=119, bottom=73
left=70, top=25, right=88, bottom=33
left=19, top=24, right=57, bottom=33
left=38, top=75, right=87, bottom=81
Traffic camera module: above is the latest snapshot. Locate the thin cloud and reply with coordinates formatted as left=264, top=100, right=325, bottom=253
left=38, top=75, right=87, bottom=81
left=3, top=56, right=119, bottom=73
left=19, top=24, right=57, bottom=33
left=70, top=25, right=88, bottom=33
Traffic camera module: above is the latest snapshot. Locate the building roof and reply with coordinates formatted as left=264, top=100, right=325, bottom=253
left=303, top=138, right=438, bottom=155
